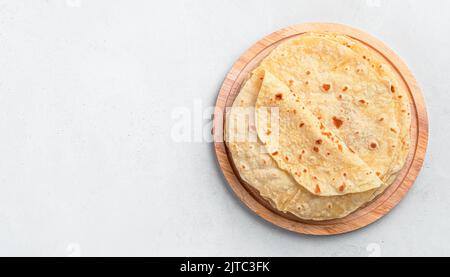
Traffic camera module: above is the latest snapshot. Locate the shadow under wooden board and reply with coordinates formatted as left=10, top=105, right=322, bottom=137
left=213, top=23, right=428, bottom=235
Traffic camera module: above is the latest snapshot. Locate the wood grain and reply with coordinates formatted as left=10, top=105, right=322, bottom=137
left=213, top=23, right=429, bottom=236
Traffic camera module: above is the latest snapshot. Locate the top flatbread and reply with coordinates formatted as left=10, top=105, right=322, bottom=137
left=258, top=33, right=411, bottom=183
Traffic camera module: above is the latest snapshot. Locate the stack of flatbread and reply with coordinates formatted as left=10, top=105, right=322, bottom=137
left=225, top=33, right=411, bottom=221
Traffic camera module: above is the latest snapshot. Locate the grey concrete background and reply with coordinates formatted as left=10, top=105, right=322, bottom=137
left=0, top=0, right=447, bottom=256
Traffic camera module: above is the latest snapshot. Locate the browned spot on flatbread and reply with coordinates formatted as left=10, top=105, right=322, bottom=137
left=332, top=117, right=343, bottom=129
left=275, top=93, right=283, bottom=100
left=322, top=84, right=331, bottom=92
left=315, top=185, right=321, bottom=194
left=322, top=132, right=332, bottom=138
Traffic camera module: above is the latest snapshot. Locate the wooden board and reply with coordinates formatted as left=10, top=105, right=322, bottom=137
left=213, top=23, right=429, bottom=236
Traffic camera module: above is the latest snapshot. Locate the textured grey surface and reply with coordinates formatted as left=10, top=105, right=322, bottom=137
left=0, top=0, right=447, bottom=256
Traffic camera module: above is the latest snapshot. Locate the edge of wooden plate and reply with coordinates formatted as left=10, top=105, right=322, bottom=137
left=213, top=23, right=429, bottom=236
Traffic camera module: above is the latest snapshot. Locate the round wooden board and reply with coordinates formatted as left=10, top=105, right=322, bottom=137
left=213, top=23, right=428, bottom=236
